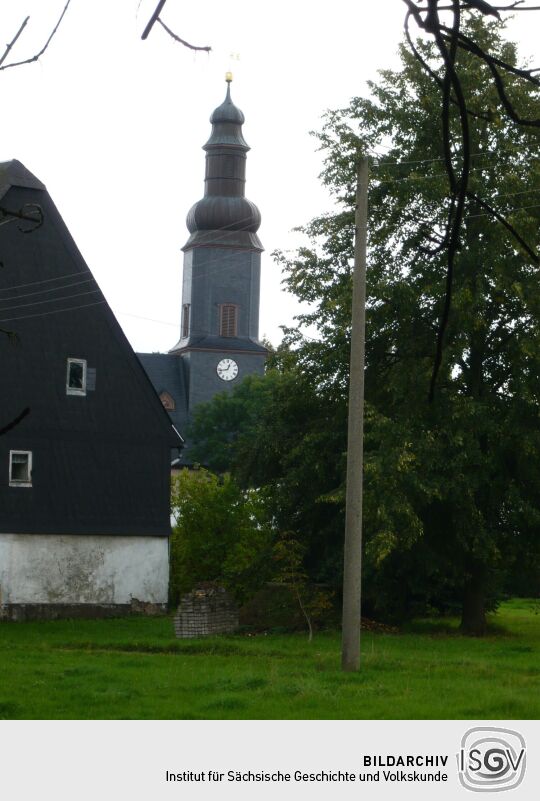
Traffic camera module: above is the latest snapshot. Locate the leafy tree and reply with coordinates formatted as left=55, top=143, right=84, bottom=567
left=277, top=18, right=540, bottom=634
left=400, top=1, right=540, bottom=397
left=189, top=362, right=348, bottom=589
left=191, top=19, right=540, bottom=634
left=169, top=468, right=272, bottom=605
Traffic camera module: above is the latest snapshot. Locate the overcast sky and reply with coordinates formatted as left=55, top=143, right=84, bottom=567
left=0, top=1, right=537, bottom=351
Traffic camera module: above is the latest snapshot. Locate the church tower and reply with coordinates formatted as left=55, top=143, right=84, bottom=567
left=139, top=77, right=267, bottom=463
left=169, top=75, right=267, bottom=414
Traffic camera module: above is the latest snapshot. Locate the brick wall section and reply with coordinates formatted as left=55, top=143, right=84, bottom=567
left=174, top=585, right=239, bottom=638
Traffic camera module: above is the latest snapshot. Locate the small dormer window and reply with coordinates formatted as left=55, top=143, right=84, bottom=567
left=66, top=358, right=87, bottom=396
left=9, top=451, right=32, bottom=487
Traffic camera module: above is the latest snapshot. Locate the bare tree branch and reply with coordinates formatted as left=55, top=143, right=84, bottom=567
left=487, top=2, right=540, bottom=8
left=156, top=18, right=211, bottom=52
left=141, top=0, right=168, bottom=39
left=438, top=24, right=540, bottom=89
left=402, top=0, right=540, bottom=399
left=466, top=191, right=540, bottom=261
left=141, top=0, right=211, bottom=51
left=0, top=0, right=72, bottom=72
left=437, top=2, right=540, bottom=9
left=426, top=0, right=474, bottom=401
left=405, top=10, right=493, bottom=121
left=486, top=59, right=540, bottom=125
left=0, top=16, right=29, bottom=68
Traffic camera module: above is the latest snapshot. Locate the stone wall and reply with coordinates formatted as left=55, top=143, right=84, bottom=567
left=0, top=600, right=167, bottom=622
left=174, top=585, right=238, bottom=638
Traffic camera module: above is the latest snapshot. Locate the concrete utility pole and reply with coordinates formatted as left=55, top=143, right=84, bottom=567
left=341, top=155, right=368, bottom=672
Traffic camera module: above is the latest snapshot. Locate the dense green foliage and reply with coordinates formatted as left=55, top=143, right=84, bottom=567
left=190, top=366, right=347, bottom=586
left=0, top=600, right=538, bottom=718
left=190, top=19, right=540, bottom=633
left=169, top=469, right=272, bottom=605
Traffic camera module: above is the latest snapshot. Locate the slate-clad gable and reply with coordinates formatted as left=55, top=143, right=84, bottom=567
left=136, top=352, right=189, bottom=442
left=0, top=160, right=179, bottom=537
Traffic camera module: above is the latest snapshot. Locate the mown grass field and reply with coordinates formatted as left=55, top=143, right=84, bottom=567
left=0, top=599, right=538, bottom=719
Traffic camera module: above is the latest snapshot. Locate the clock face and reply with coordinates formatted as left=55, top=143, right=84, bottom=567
left=216, top=358, right=239, bottom=381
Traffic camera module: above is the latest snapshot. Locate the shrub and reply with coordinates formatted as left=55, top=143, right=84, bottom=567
left=169, top=468, right=272, bottom=606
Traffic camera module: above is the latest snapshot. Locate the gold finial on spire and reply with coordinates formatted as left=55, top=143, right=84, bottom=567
left=225, top=71, right=233, bottom=83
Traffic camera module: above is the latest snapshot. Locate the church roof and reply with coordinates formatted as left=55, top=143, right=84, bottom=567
left=168, top=334, right=267, bottom=356
left=205, top=81, right=249, bottom=149
left=136, top=352, right=189, bottom=439
left=184, top=78, right=263, bottom=252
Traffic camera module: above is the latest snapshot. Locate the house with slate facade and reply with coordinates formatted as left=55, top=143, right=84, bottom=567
left=0, top=160, right=181, bottom=620
left=138, top=77, right=267, bottom=463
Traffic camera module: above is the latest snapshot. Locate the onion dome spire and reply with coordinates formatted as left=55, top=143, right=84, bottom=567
left=184, top=74, right=262, bottom=251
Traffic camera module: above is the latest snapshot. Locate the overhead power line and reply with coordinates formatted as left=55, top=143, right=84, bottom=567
left=0, top=300, right=107, bottom=324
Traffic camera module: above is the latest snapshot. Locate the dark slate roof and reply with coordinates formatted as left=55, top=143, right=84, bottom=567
left=0, top=159, right=45, bottom=200
left=0, top=160, right=181, bottom=536
left=186, top=196, right=261, bottom=236
left=185, top=80, right=262, bottom=252
left=182, top=228, right=263, bottom=252
left=206, top=82, right=248, bottom=148
left=168, top=334, right=268, bottom=356
left=136, top=353, right=189, bottom=439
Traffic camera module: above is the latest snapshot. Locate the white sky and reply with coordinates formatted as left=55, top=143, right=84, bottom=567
left=0, top=1, right=537, bottom=351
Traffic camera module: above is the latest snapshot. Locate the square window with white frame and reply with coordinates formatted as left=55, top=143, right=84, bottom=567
left=66, top=358, right=87, bottom=395
left=9, top=450, right=32, bottom=486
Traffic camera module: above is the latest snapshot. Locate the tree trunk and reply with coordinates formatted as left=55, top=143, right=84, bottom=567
left=460, top=574, right=487, bottom=636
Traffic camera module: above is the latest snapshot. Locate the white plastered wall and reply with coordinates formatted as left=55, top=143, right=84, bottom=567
left=0, top=534, right=168, bottom=605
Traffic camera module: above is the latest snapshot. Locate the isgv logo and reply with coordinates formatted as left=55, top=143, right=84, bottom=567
left=458, top=727, right=526, bottom=792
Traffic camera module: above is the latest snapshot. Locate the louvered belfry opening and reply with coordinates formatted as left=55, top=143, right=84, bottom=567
left=220, top=304, right=238, bottom=337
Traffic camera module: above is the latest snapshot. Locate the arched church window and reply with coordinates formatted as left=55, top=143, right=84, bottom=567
left=159, top=391, right=175, bottom=411
left=220, top=304, right=238, bottom=337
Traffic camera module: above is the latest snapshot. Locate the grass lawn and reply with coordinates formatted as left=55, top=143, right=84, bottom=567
left=0, top=598, right=538, bottom=719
